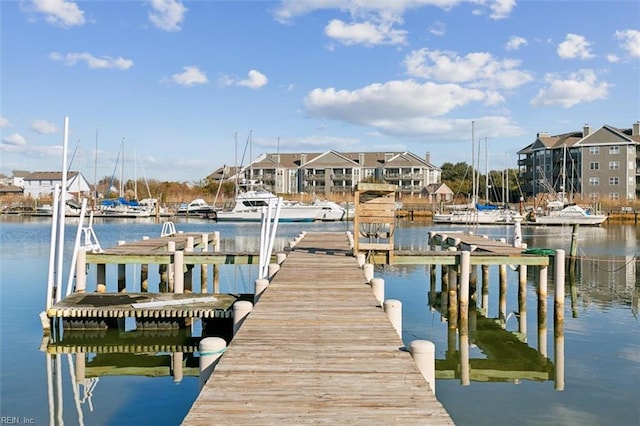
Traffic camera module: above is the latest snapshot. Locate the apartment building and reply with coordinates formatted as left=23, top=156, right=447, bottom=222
left=210, top=150, right=443, bottom=198
left=517, top=123, right=640, bottom=201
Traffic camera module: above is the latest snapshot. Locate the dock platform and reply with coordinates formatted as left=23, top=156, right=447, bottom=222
left=183, top=232, right=453, bottom=425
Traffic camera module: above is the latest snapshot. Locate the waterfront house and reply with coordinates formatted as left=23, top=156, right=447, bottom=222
left=22, top=171, right=92, bottom=200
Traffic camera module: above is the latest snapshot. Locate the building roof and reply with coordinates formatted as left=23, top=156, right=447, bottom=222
left=519, top=124, right=640, bottom=155
left=24, top=171, right=80, bottom=181
left=0, top=185, right=24, bottom=194
left=11, top=170, right=31, bottom=178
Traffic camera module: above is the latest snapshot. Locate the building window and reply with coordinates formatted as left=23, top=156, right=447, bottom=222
left=589, top=146, right=599, bottom=155
left=608, top=193, right=620, bottom=200
left=609, top=177, right=619, bottom=185
left=589, top=162, right=599, bottom=170
left=609, top=161, right=620, bottom=170
left=589, top=193, right=599, bottom=201
left=609, top=146, right=620, bottom=154
left=588, top=177, right=599, bottom=186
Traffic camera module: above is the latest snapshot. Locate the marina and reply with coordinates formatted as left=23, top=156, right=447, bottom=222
left=0, top=213, right=638, bottom=424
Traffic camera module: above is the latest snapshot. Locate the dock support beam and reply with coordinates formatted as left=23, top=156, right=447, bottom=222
left=538, top=264, right=548, bottom=357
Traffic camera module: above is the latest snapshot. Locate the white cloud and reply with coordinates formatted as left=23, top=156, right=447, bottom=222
left=2, top=133, right=27, bottom=146
left=168, top=66, right=208, bottom=86
left=607, top=54, right=620, bottom=63
left=557, top=34, right=594, bottom=59
left=0, top=117, right=11, bottom=128
left=489, top=0, right=516, bottom=20
left=49, top=52, right=133, bottom=69
left=274, top=1, right=473, bottom=24
left=304, top=79, right=485, bottom=125
left=614, top=29, right=640, bottom=58
left=272, top=1, right=503, bottom=46
left=221, top=70, right=268, bottom=89
left=325, top=18, right=407, bottom=46
left=29, top=0, right=85, bottom=28
left=505, top=36, right=527, bottom=51
left=148, top=0, right=188, bottom=32
left=531, top=69, right=611, bottom=108
left=237, top=70, right=269, bottom=89
left=30, top=120, right=58, bottom=134
left=404, top=49, right=534, bottom=90
left=429, top=21, right=446, bottom=37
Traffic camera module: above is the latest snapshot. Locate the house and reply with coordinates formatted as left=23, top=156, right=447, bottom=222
left=22, top=171, right=92, bottom=199
left=422, top=183, right=454, bottom=203
left=517, top=123, right=640, bottom=201
left=210, top=150, right=442, bottom=197
left=11, top=170, right=30, bottom=188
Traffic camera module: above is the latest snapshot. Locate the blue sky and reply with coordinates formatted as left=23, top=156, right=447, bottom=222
left=1, top=0, right=639, bottom=184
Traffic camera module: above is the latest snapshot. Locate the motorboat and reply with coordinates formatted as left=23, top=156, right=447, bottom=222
left=525, top=202, right=607, bottom=226
left=215, top=183, right=323, bottom=222
left=312, top=200, right=351, bottom=221
left=176, top=199, right=216, bottom=216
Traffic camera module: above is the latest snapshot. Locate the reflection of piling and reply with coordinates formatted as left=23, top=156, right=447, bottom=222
left=518, top=265, right=527, bottom=337
left=481, top=265, right=489, bottom=312
left=499, top=264, right=507, bottom=327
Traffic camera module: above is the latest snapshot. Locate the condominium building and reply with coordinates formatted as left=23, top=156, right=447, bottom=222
left=517, top=123, right=640, bottom=201
left=210, top=150, right=444, bottom=198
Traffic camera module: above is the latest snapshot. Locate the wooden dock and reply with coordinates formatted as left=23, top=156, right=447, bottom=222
left=183, top=232, right=453, bottom=425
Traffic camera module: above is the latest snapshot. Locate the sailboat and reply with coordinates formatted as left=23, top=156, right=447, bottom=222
left=98, top=139, right=157, bottom=218
left=434, top=124, right=522, bottom=224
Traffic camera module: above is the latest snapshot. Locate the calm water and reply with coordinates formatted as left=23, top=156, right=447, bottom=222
left=0, top=216, right=638, bottom=425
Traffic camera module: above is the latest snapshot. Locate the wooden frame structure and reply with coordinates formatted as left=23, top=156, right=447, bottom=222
left=353, top=183, right=398, bottom=263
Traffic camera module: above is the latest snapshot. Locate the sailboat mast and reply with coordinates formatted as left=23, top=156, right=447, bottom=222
left=485, top=137, right=489, bottom=204
left=94, top=129, right=98, bottom=208
left=562, top=144, right=567, bottom=201
left=471, top=121, right=475, bottom=205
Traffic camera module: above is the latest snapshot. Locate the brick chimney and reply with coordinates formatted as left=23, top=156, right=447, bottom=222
left=583, top=124, right=591, bottom=137
left=633, top=121, right=640, bottom=136
left=425, top=152, right=431, bottom=165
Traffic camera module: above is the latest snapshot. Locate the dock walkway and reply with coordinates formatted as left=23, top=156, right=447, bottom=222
left=183, top=231, right=453, bottom=424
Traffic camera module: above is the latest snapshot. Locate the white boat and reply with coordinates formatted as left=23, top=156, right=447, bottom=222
left=525, top=202, right=607, bottom=226
left=100, top=197, right=152, bottom=218
left=176, top=199, right=216, bottom=216
left=433, top=205, right=523, bottom=224
left=313, top=200, right=351, bottom=221
left=215, top=184, right=323, bottom=222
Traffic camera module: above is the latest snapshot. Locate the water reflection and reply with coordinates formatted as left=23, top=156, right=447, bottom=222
left=43, top=328, right=203, bottom=426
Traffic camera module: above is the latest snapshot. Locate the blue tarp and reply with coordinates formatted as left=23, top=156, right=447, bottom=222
left=101, top=197, right=140, bottom=207
left=476, top=203, right=499, bottom=211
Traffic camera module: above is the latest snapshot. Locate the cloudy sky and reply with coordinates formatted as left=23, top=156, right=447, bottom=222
left=1, top=0, right=638, bottom=183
